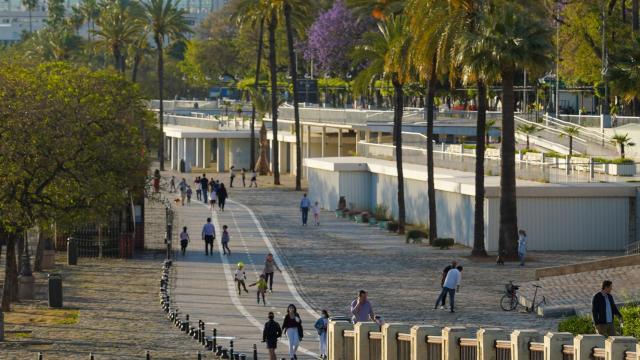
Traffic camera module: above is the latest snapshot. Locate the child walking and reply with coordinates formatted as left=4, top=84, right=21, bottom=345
left=179, top=226, right=189, bottom=256
left=263, top=312, right=282, bottom=360
left=312, top=201, right=321, bottom=226
left=249, top=274, right=268, bottom=305
left=186, top=186, right=192, bottom=205
left=222, top=225, right=231, bottom=255
left=234, top=262, right=249, bottom=295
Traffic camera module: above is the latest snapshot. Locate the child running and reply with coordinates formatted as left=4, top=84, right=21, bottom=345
left=234, top=262, right=249, bottom=295
left=179, top=226, right=189, bottom=256
left=221, top=225, right=231, bottom=255
left=249, top=274, right=268, bottom=306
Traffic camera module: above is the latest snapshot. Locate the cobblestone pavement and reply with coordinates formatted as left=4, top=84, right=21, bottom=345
left=0, top=253, right=212, bottom=359
left=222, top=184, right=621, bottom=332
left=519, top=265, right=640, bottom=315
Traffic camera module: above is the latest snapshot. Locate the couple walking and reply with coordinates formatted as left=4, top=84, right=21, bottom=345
left=262, top=305, right=305, bottom=360
left=299, top=194, right=321, bottom=226
left=434, top=260, right=463, bottom=313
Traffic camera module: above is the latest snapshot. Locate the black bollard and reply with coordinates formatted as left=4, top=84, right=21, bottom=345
left=221, top=349, right=229, bottom=359
left=89, top=353, right=94, bottom=360
left=200, top=323, right=206, bottom=346
left=216, top=345, right=223, bottom=357
left=197, top=351, right=202, bottom=360
left=240, top=353, right=247, bottom=360
left=213, top=328, right=217, bottom=350
left=38, top=353, right=43, bottom=360
left=146, top=350, right=151, bottom=359
left=253, top=344, right=258, bottom=360
left=229, top=340, right=234, bottom=360
left=234, top=353, right=240, bottom=360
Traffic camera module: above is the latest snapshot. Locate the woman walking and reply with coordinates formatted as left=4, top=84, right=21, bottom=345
left=315, top=310, right=330, bottom=359
left=282, top=304, right=303, bottom=360
left=194, top=176, right=202, bottom=201
left=179, top=226, right=190, bottom=256
left=263, top=312, right=282, bottom=360
left=218, top=183, right=228, bottom=211
left=518, top=229, right=527, bottom=266
left=263, top=253, right=280, bottom=293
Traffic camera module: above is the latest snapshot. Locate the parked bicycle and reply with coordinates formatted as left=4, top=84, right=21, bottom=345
left=500, top=281, right=546, bottom=313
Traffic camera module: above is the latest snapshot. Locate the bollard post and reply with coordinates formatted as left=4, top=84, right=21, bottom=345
left=234, top=354, right=240, bottom=360
left=38, top=353, right=43, bottom=360
left=89, top=353, right=94, bottom=360
left=240, top=353, right=247, bottom=360
left=0, top=309, right=4, bottom=342
left=197, top=351, right=202, bottom=360
left=253, top=344, right=258, bottom=360
left=213, top=328, right=218, bottom=350
left=230, top=340, right=235, bottom=359
left=146, top=350, right=151, bottom=360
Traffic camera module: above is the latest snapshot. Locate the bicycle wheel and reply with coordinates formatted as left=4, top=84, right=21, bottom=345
left=500, top=294, right=518, bottom=311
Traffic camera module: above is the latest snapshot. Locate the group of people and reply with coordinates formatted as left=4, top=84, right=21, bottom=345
left=194, top=174, right=229, bottom=211
left=299, top=193, right=321, bottom=226
left=229, top=166, right=258, bottom=188
left=177, top=217, right=232, bottom=256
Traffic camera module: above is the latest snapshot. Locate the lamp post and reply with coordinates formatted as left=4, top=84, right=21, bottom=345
left=601, top=0, right=610, bottom=118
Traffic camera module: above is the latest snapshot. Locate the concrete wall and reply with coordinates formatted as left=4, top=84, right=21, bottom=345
left=308, top=168, right=340, bottom=210
left=228, top=138, right=251, bottom=170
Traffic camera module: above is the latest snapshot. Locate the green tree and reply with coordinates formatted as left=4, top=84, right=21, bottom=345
left=517, top=124, right=541, bottom=150
left=560, top=126, right=580, bottom=155
left=611, top=133, right=635, bottom=158
left=353, top=15, right=411, bottom=234
left=143, top=0, right=191, bottom=171
left=22, top=0, right=38, bottom=34
left=79, top=0, right=101, bottom=41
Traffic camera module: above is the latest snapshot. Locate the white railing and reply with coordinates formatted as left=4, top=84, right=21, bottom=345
left=543, top=113, right=614, bottom=146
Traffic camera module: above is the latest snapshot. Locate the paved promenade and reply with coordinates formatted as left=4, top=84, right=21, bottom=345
left=171, top=194, right=321, bottom=360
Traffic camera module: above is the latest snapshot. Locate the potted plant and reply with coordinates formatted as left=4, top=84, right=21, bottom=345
left=386, top=221, right=399, bottom=232
left=347, top=209, right=362, bottom=221
left=374, top=204, right=389, bottom=229
left=355, top=211, right=370, bottom=224
left=406, top=229, right=428, bottom=244
left=433, top=238, right=454, bottom=249
left=608, top=158, right=636, bottom=176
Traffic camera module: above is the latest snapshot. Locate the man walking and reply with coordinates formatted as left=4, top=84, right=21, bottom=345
left=230, top=166, right=236, bottom=188
left=200, top=174, right=209, bottom=204
left=350, top=290, right=375, bottom=324
left=439, top=260, right=458, bottom=309
left=592, top=280, right=623, bottom=336
left=300, top=193, right=311, bottom=226
left=434, top=266, right=462, bottom=313
left=201, top=217, right=216, bottom=256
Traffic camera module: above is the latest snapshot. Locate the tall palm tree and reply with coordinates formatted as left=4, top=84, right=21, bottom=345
left=611, top=133, right=635, bottom=158
left=469, top=0, right=552, bottom=258
left=94, top=0, right=144, bottom=73
left=129, top=27, right=152, bottom=83
left=517, top=124, right=541, bottom=150
left=353, top=15, right=411, bottom=234
left=143, top=0, right=191, bottom=171
left=560, top=126, right=580, bottom=155
left=22, top=0, right=38, bottom=34
left=79, top=0, right=100, bottom=42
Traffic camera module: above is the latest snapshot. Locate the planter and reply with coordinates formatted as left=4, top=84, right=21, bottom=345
left=354, top=214, right=364, bottom=223
left=608, top=163, right=636, bottom=176
left=355, top=213, right=370, bottom=223
left=377, top=220, right=388, bottom=229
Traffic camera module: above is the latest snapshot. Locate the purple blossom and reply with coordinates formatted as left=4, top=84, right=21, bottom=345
left=303, top=0, right=366, bottom=76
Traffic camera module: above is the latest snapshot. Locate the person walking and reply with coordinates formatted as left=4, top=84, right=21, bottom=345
left=592, top=280, right=623, bottom=336
left=249, top=274, right=268, bottom=305
left=434, top=266, right=463, bottom=313
left=186, top=186, right=192, bottom=205
left=263, top=253, right=280, bottom=293
left=282, top=304, right=303, bottom=360
left=153, top=169, right=160, bottom=193
left=241, top=168, right=246, bottom=187
left=179, top=178, right=188, bottom=205
left=300, top=193, right=311, bottom=226
left=230, top=166, right=236, bottom=188
left=179, top=226, right=190, bottom=256
left=250, top=170, right=258, bottom=187
left=218, top=183, right=228, bottom=211
left=314, top=310, right=330, bottom=359
left=350, top=290, right=375, bottom=324
left=263, top=312, right=282, bottom=360
left=195, top=176, right=202, bottom=201
left=312, top=201, right=321, bottom=226
left=170, top=175, right=176, bottom=193
left=234, top=262, right=250, bottom=295
left=221, top=225, right=231, bottom=255
left=201, top=217, right=216, bottom=256
left=439, top=260, right=458, bottom=309
left=518, top=229, right=527, bottom=266
left=200, top=174, right=209, bottom=204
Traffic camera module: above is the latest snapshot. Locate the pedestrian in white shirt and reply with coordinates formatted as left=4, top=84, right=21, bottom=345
left=434, top=266, right=463, bottom=313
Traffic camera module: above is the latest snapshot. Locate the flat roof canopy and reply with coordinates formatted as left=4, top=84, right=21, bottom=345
left=163, top=125, right=251, bottom=139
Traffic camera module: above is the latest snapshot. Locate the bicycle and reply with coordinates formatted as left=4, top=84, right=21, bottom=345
left=526, top=284, right=546, bottom=314
left=500, top=281, right=546, bottom=313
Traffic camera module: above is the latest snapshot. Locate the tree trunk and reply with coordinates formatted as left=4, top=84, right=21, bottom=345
left=250, top=18, right=265, bottom=172
left=498, top=66, right=519, bottom=260
left=285, top=4, right=302, bottom=191
left=634, top=0, right=639, bottom=33
left=157, top=39, right=165, bottom=171
left=131, top=53, right=141, bottom=83
left=621, top=144, right=626, bottom=158
left=113, top=45, right=122, bottom=73
left=34, top=229, right=45, bottom=272
left=392, top=75, right=406, bottom=235
left=526, top=135, right=530, bottom=150
left=2, top=237, right=18, bottom=311
left=569, top=136, right=573, bottom=155
left=426, top=59, right=438, bottom=243
left=268, top=10, right=280, bottom=185
left=472, top=79, right=488, bottom=257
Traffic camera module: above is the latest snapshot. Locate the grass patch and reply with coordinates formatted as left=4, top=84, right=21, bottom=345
left=6, top=307, right=80, bottom=326
left=6, top=331, right=33, bottom=340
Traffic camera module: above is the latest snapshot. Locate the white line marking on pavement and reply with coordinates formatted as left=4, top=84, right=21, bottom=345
left=195, top=199, right=319, bottom=357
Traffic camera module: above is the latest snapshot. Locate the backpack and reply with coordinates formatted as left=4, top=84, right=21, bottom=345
left=314, top=318, right=325, bottom=335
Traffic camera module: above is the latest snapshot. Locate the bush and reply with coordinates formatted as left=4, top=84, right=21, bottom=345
left=611, top=158, right=635, bottom=165
left=432, top=238, right=454, bottom=249
left=374, top=204, right=389, bottom=220
left=620, top=305, right=640, bottom=338
left=545, top=151, right=563, bottom=158
left=386, top=221, right=399, bottom=232
left=406, top=229, right=428, bottom=244
left=558, top=315, right=595, bottom=335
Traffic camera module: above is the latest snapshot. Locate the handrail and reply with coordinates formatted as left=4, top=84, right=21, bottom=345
left=397, top=333, right=412, bottom=342
left=459, top=338, right=478, bottom=347
left=515, top=116, right=591, bottom=145
left=344, top=330, right=356, bottom=338
left=543, top=114, right=613, bottom=144
left=495, top=340, right=511, bottom=349
left=369, top=332, right=383, bottom=340
left=529, top=342, right=545, bottom=352
left=427, top=335, right=443, bottom=344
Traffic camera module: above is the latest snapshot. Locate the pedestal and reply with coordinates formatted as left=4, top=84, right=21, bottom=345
left=18, top=275, right=35, bottom=300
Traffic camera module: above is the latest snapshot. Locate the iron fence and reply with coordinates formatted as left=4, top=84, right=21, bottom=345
left=397, top=333, right=412, bottom=360
left=344, top=330, right=356, bottom=360
left=427, top=335, right=443, bottom=360
left=460, top=338, right=478, bottom=360
left=370, top=332, right=383, bottom=360
left=496, top=340, right=512, bottom=360
left=562, top=344, right=574, bottom=360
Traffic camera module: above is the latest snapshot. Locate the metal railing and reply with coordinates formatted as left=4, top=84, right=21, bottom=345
left=626, top=240, right=640, bottom=255
left=593, top=347, right=606, bottom=360
left=427, top=335, right=443, bottom=360
left=543, top=114, right=614, bottom=147
left=344, top=330, right=356, bottom=360
left=562, top=344, right=575, bottom=360
left=370, top=331, right=383, bottom=360
left=496, top=340, right=512, bottom=360
left=397, top=333, right=412, bottom=360
left=460, top=338, right=478, bottom=360
left=529, top=342, right=544, bottom=360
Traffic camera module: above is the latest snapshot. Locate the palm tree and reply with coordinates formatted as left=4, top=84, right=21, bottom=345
left=517, top=124, right=541, bottom=150
left=143, top=0, right=191, bottom=171
left=79, top=0, right=100, bottom=41
left=94, top=0, right=144, bottom=73
left=468, top=0, right=552, bottom=258
left=248, top=87, right=284, bottom=174
left=560, top=126, right=580, bottom=155
left=352, top=15, right=411, bottom=234
left=611, top=133, right=635, bottom=158
left=129, top=28, right=152, bottom=83
left=22, top=0, right=38, bottom=34
left=609, top=37, right=640, bottom=116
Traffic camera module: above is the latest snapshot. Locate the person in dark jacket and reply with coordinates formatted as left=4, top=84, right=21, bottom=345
left=282, top=304, right=303, bottom=360
left=217, top=183, right=228, bottom=211
left=592, top=280, right=623, bottom=336
left=263, top=312, right=282, bottom=360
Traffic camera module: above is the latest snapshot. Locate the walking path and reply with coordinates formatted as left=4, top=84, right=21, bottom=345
left=171, top=194, right=321, bottom=360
